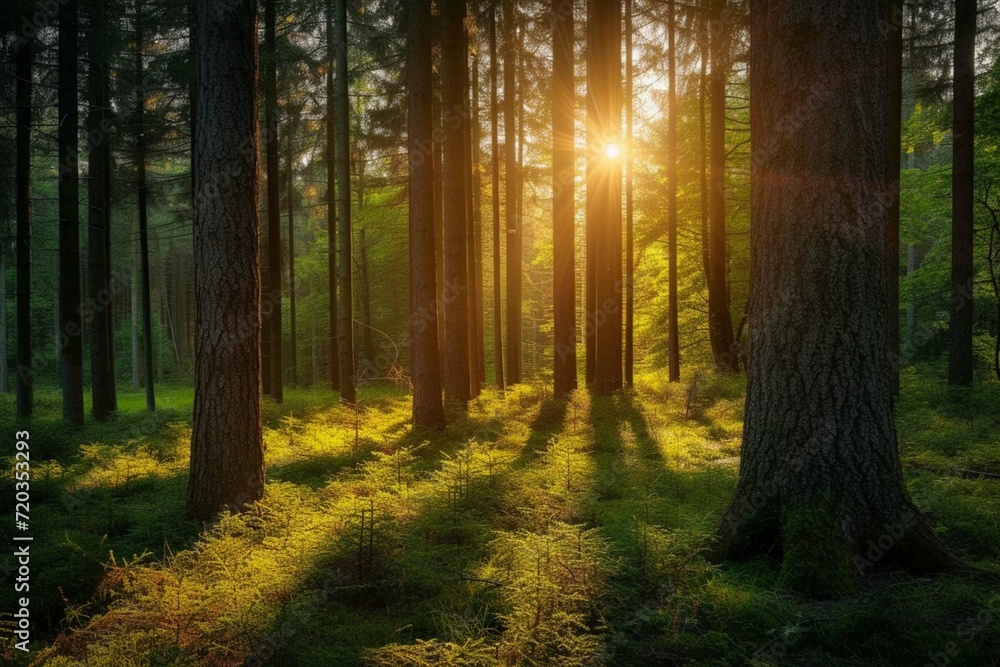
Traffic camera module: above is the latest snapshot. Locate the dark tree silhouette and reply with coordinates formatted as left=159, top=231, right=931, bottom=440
left=325, top=0, right=340, bottom=392
left=335, top=0, right=357, bottom=403
left=15, top=23, right=33, bottom=419
left=489, top=1, right=505, bottom=390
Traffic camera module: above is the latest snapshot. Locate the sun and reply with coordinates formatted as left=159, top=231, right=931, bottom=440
left=604, top=142, right=621, bottom=159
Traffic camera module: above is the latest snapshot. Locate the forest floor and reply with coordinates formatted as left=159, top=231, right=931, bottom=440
left=1, top=368, right=999, bottom=666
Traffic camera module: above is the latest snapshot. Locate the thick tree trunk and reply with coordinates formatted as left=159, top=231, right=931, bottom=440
left=707, top=0, right=738, bottom=373
left=15, top=34, right=33, bottom=418
left=335, top=0, right=357, bottom=404
left=325, top=0, right=340, bottom=392
left=948, top=0, right=976, bottom=387
left=887, top=0, right=903, bottom=397
left=489, top=1, right=505, bottom=391
left=263, top=0, right=283, bottom=402
left=667, top=0, right=680, bottom=383
left=552, top=0, right=576, bottom=399
left=624, top=0, right=634, bottom=388
left=442, top=0, right=471, bottom=408
left=503, top=0, right=521, bottom=385
left=59, top=0, right=84, bottom=425
left=136, top=14, right=156, bottom=411
left=407, top=0, right=444, bottom=427
left=718, top=0, right=964, bottom=597
left=88, top=0, right=117, bottom=420
left=187, top=0, right=265, bottom=520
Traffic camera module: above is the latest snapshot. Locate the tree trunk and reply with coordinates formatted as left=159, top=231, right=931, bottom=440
left=718, top=0, right=964, bottom=597
left=667, top=0, right=680, bottom=383
left=471, top=52, right=486, bottom=390
left=699, top=10, right=710, bottom=291
left=552, top=0, right=576, bottom=399
left=906, top=244, right=916, bottom=348
left=584, top=0, right=595, bottom=389
left=136, top=12, right=156, bottom=411
left=132, top=255, right=140, bottom=389
left=59, top=0, right=84, bottom=425
left=335, top=0, right=357, bottom=404
left=489, top=1, right=505, bottom=391
left=88, top=0, right=117, bottom=420
left=433, top=60, right=445, bottom=382
left=359, top=228, right=374, bottom=368
left=503, top=0, right=521, bottom=385
left=707, top=0, right=738, bottom=373
left=948, top=0, right=976, bottom=387
left=887, top=0, right=903, bottom=397
left=263, top=0, right=283, bottom=402
left=15, top=33, right=33, bottom=418
left=187, top=0, right=265, bottom=521
left=466, top=43, right=481, bottom=398
left=624, top=0, right=634, bottom=388
left=407, top=0, right=444, bottom=427
left=442, top=0, right=471, bottom=408
left=287, top=129, right=297, bottom=387
left=325, top=0, right=340, bottom=392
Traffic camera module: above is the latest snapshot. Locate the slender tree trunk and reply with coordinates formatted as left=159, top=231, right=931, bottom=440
left=489, top=1, right=505, bottom=390
left=552, top=0, right=576, bottom=399
left=359, top=228, right=374, bottom=367
left=326, top=0, right=340, bottom=392
left=472, top=53, right=486, bottom=390
left=624, top=0, right=634, bottom=388
left=442, top=0, right=471, bottom=407
left=906, top=244, right=916, bottom=348
left=667, top=0, right=680, bottom=383
left=335, top=0, right=357, bottom=404
left=88, top=0, right=117, bottom=420
left=433, top=61, right=445, bottom=381
left=707, top=0, right=738, bottom=373
left=187, top=0, right=265, bottom=521
left=584, top=0, right=595, bottom=388
left=503, top=0, right=521, bottom=385
left=59, top=0, right=84, bottom=425
left=15, top=33, right=33, bottom=418
left=948, top=0, right=976, bottom=387
left=287, top=130, right=297, bottom=387
left=699, top=11, right=710, bottom=290
left=465, top=42, right=481, bottom=398
left=718, top=0, right=964, bottom=597
left=136, top=12, right=155, bottom=411
left=407, top=0, right=444, bottom=427
left=132, top=255, right=140, bottom=389
left=887, top=0, right=903, bottom=398
left=263, top=0, right=283, bottom=402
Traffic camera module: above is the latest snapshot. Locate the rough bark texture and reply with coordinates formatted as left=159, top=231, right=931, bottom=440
left=187, top=0, right=265, bottom=521
left=707, top=0, right=738, bottom=373
left=588, top=0, right=623, bottom=396
left=59, top=0, right=84, bottom=425
left=887, top=0, right=903, bottom=398
left=88, top=0, right=117, bottom=420
left=442, top=0, right=471, bottom=408
left=503, top=0, right=521, bottom=386
left=718, top=0, right=964, bottom=598
left=136, top=15, right=155, bottom=412
left=263, top=0, right=283, bottom=402
left=325, top=0, right=340, bottom=392
left=666, top=0, right=680, bottom=383
left=335, top=0, right=357, bottom=404
left=948, top=0, right=976, bottom=387
left=407, top=0, right=444, bottom=428
left=489, top=2, right=505, bottom=391
left=552, top=0, right=576, bottom=399
left=15, top=33, right=33, bottom=418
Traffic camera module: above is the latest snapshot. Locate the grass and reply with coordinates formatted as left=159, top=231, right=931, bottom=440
left=0, top=369, right=998, bottom=666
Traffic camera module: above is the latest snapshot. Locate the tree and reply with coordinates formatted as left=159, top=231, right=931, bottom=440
left=666, top=0, right=680, bottom=383
left=717, top=0, right=963, bottom=597
left=335, top=0, right=357, bottom=404
left=552, top=0, right=575, bottom=398
left=186, top=0, right=265, bottom=520
left=59, top=0, right=84, bottom=425
left=407, top=0, right=444, bottom=428
left=325, top=0, right=340, bottom=392
left=888, top=0, right=904, bottom=397
left=88, top=0, right=117, bottom=420
left=948, top=0, right=976, bottom=387
left=15, top=20, right=32, bottom=419
left=707, top=0, right=738, bottom=373
left=263, top=0, right=283, bottom=402
left=442, top=0, right=471, bottom=408
left=503, top=0, right=521, bottom=385
left=489, top=0, right=505, bottom=390
left=136, top=5, right=155, bottom=411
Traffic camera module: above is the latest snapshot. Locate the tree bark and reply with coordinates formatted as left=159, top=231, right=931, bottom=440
left=948, top=0, right=976, bottom=387
left=503, top=0, right=521, bottom=385
left=326, top=0, right=340, bottom=392
left=465, top=40, right=481, bottom=398
left=667, top=0, right=680, bottom=383
left=442, top=0, right=471, bottom=407
left=59, top=0, right=84, bottom=425
left=408, top=0, right=445, bottom=427
left=187, top=0, right=265, bottom=520
left=471, top=52, right=486, bottom=390
left=718, top=0, right=964, bottom=597
left=624, top=0, right=634, bottom=388
left=15, top=32, right=33, bottom=418
left=287, top=127, right=297, bottom=387
left=335, top=0, right=357, bottom=404
left=489, top=1, right=505, bottom=391
left=88, top=0, right=117, bottom=420
left=136, top=12, right=155, bottom=411
left=552, top=0, right=576, bottom=399
left=263, top=0, right=283, bottom=402
left=707, top=0, right=738, bottom=373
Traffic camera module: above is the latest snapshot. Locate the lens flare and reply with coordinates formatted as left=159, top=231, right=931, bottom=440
left=604, top=143, right=621, bottom=159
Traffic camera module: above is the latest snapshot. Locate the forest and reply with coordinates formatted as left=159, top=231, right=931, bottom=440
left=1, top=0, right=1000, bottom=664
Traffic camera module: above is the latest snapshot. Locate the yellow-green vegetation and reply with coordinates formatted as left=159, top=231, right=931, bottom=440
left=1, top=370, right=998, bottom=666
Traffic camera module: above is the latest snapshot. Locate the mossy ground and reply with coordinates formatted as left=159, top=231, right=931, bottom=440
left=1, top=367, right=998, bottom=666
